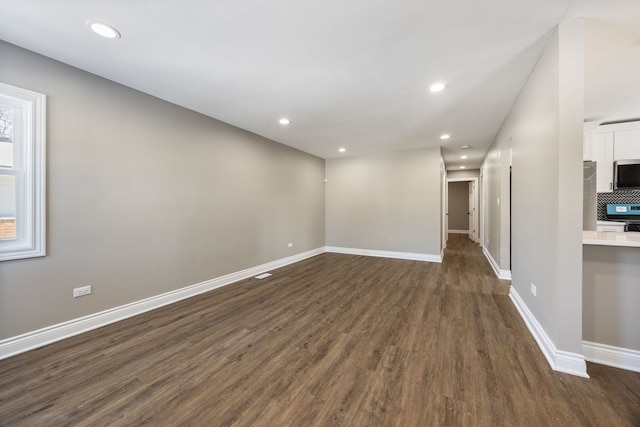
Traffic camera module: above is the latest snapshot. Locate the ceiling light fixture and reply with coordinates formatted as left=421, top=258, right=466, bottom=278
left=429, top=82, right=447, bottom=93
left=86, top=21, right=121, bottom=39
left=440, top=134, right=450, bottom=140
left=338, top=148, right=346, bottom=153
left=460, top=166, right=466, bottom=169
left=279, top=118, right=291, bottom=125
left=460, top=155, right=468, bottom=159
left=461, top=145, right=471, bottom=150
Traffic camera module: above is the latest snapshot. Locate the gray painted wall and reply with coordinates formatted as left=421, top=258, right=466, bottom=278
left=583, top=245, right=640, bottom=351
left=481, top=21, right=585, bottom=356
left=447, top=182, right=469, bottom=231
left=0, top=41, right=325, bottom=339
left=325, top=148, right=442, bottom=256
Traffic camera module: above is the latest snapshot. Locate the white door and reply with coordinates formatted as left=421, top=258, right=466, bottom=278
left=468, top=181, right=475, bottom=241
left=443, top=170, right=448, bottom=245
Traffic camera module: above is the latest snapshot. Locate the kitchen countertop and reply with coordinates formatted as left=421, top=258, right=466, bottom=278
left=596, top=220, right=625, bottom=226
left=583, top=230, right=640, bottom=247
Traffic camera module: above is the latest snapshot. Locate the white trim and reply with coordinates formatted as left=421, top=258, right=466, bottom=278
left=442, top=159, right=447, bottom=254
left=583, top=341, right=640, bottom=373
left=325, top=246, right=442, bottom=263
left=447, top=229, right=469, bottom=234
left=479, top=170, right=484, bottom=249
left=509, top=286, right=589, bottom=378
left=0, top=247, right=325, bottom=360
left=0, top=83, right=46, bottom=261
left=447, top=176, right=480, bottom=180
left=482, top=247, right=512, bottom=280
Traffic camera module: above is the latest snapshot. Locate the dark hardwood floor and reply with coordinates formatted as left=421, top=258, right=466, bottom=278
left=1, top=235, right=639, bottom=426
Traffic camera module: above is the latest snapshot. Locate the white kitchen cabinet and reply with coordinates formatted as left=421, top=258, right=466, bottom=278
left=592, top=132, right=614, bottom=192
left=584, top=121, right=640, bottom=193
left=583, top=135, right=592, bottom=161
left=614, top=129, right=640, bottom=160
left=583, top=121, right=601, bottom=161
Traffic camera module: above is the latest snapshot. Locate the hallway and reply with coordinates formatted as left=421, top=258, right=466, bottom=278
left=0, top=236, right=639, bottom=426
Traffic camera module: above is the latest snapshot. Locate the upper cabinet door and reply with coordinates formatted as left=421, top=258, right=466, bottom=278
left=592, top=132, right=614, bottom=193
left=614, top=129, right=640, bottom=161
left=583, top=121, right=602, bottom=161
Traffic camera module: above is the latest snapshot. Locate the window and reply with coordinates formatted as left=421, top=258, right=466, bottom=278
left=0, top=82, right=46, bottom=261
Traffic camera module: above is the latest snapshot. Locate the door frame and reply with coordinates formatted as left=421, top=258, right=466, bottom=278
left=446, top=177, right=479, bottom=243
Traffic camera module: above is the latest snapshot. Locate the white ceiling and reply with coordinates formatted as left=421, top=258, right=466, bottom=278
left=1, top=0, right=639, bottom=169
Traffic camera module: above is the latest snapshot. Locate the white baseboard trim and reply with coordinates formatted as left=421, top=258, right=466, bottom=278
left=482, top=247, right=512, bottom=280
left=583, top=341, right=640, bottom=373
left=325, top=246, right=442, bottom=263
left=509, top=286, right=589, bottom=378
left=0, top=247, right=325, bottom=360
left=447, top=229, right=469, bottom=234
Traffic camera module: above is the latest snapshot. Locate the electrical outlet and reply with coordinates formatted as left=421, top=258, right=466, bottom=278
left=530, top=283, right=537, bottom=297
left=73, top=285, right=92, bottom=298
left=287, top=242, right=293, bottom=248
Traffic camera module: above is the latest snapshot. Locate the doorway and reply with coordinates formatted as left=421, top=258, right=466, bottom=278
left=447, top=177, right=479, bottom=243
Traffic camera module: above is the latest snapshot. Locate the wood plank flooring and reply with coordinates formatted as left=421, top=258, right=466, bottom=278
left=1, top=235, right=639, bottom=426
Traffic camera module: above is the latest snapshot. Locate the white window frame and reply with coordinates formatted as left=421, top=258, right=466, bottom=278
left=0, top=82, right=46, bottom=261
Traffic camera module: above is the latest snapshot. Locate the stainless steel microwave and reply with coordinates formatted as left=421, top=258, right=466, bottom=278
left=614, top=159, right=640, bottom=191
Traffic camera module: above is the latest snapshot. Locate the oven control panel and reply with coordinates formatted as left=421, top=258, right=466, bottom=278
left=606, top=203, right=640, bottom=216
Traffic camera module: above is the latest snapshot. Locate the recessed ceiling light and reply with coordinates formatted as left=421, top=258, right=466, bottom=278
left=338, top=148, right=346, bottom=153
left=460, top=166, right=466, bottom=169
left=429, top=82, right=447, bottom=93
left=460, top=155, right=468, bottom=159
left=461, top=145, right=471, bottom=150
left=86, top=21, right=121, bottom=39
left=279, top=118, right=291, bottom=125
left=440, top=134, right=450, bottom=140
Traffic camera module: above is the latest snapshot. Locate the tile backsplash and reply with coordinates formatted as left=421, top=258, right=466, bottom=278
left=597, top=191, right=640, bottom=220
